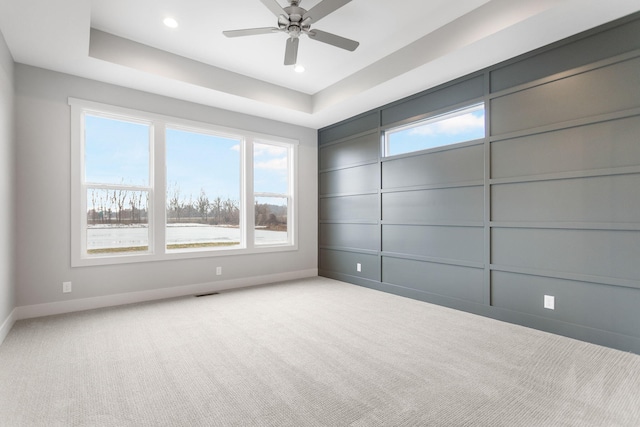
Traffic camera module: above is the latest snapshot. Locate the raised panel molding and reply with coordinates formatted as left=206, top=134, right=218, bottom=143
left=318, top=12, right=640, bottom=354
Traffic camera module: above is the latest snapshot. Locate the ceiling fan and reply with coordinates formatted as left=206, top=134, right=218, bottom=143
left=223, top=0, right=359, bottom=66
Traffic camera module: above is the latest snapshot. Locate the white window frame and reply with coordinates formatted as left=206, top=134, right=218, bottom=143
left=252, top=139, right=295, bottom=247
left=70, top=98, right=298, bottom=267
left=163, top=123, right=246, bottom=253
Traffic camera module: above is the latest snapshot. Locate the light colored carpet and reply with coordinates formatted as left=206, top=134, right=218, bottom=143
left=1, top=277, right=640, bottom=426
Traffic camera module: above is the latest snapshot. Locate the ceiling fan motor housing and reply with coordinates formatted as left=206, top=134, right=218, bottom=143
left=280, top=4, right=310, bottom=37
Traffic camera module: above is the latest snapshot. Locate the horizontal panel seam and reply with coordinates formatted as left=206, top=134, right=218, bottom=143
left=381, top=182, right=484, bottom=193
left=318, top=128, right=379, bottom=147
left=489, top=107, right=640, bottom=142
left=488, top=49, right=640, bottom=100
left=382, top=252, right=484, bottom=269
left=319, top=160, right=378, bottom=174
left=381, top=96, right=485, bottom=130
left=381, top=139, right=485, bottom=162
left=319, top=191, right=379, bottom=199
left=490, top=264, right=640, bottom=290
left=319, top=246, right=379, bottom=255
left=490, top=165, right=640, bottom=185
left=490, top=222, right=640, bottom=231
left=382, top=221, right=484, bottom=228
left=491, top=109, right=640, bottom=141
left=319, top=220, right=379, bottom=225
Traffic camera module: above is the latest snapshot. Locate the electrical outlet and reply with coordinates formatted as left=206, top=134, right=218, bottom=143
left=356, top=263, right=362, bottom=272
left=62, top=281, right=72, bottom=293
left=544, top=295, right=555, bottom=310
left=216, top=267, right=222, bottom=276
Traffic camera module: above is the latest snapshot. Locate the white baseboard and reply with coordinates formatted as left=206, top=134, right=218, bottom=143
left=17, top=269, right=318, bottom=320
left=0, top=307, right=17, bottom=346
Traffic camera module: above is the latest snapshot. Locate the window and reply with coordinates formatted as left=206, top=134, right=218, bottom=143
left=253, top=141, right=292, bottom=246
left=384, top=103, right=485, bottom=157
left=70, top=99, right=298, bottom=266
left=165, top=127, right=241, bottom=251
left=83, top=114, right=151, bottom=255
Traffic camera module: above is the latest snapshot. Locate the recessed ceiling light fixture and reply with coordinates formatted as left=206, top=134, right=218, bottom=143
left=163, top=17, right=178, bottom=28
left=294, top=64, right=305, bottom=73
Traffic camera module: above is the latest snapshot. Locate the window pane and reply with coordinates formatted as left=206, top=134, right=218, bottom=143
left=166, top=128, right=241, bottom=251
left=386, top=104, right=485, bottom=156
left=255, top=196, right=288, bottom=245
left=85, top=114, right=149, bottom=185
left=86, top=188, right=149, bottom=254
left=254, top=142, right=288, bottom=194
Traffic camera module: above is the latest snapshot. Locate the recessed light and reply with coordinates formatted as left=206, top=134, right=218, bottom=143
left=294, top=64, right=305, bottom=73
left=163, top=17, right=178, bottom=28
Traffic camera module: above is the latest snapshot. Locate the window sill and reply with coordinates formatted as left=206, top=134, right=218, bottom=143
left=71, top=244, right=299, bottom=268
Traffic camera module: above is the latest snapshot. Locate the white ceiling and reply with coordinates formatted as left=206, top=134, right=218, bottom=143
left=1, top=0, right=639, bottom=129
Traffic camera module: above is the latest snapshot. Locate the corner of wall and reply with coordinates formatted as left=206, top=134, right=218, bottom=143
left=0, top=26, right=16, bottom=346
left=0, top=308, right=17, bottom=345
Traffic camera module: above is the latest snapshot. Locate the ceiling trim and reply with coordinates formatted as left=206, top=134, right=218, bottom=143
left=89, top=0, right=562, bottom=119
left=89, top=28, right=313, bottom=113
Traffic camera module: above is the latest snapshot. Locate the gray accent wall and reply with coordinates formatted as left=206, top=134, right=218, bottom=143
left=318, top=13, right=640, bottom=354
left=0, top=29, right=15, bottom=336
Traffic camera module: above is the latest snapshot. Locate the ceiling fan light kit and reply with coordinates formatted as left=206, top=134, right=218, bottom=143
left=223, top=0, right=359, bottom=66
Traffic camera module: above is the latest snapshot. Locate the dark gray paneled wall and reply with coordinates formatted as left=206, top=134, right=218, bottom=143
left=318, top=13, right=640, bottom=354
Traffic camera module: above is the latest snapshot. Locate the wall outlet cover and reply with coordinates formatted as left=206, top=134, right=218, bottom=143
left=544, top=295, right=555, bottom=310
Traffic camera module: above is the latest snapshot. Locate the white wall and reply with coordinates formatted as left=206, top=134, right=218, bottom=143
left=0, top=29, right=15, bottom=339
left=14, top=64, right=318, bottom=314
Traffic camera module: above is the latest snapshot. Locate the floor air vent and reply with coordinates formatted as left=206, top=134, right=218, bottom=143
left=195, top=292, right=220, bottom=298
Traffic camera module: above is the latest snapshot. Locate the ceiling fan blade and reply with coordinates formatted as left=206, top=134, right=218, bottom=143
left=223, top=27, right=280, bottom=38
left=307, top=29, right=359, bottom=51
left=303, top=0, right=352, bottom=24
left=284, top=37, right=299, bottom=65
left=260, top=0, right=287, bottom=18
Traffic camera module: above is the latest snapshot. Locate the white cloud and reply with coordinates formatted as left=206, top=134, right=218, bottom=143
left=254, top=144, right=286, bottom=156
left=255, top=157, right=287, bottom=170
left=409, top=113, right=484, bottom=136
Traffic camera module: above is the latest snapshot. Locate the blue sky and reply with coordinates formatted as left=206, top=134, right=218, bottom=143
left=387, top=106, right=485, bottom=156
left=85, top=107, right=483, bottom=207
left=85, top=115, right=289, bottom=206
left=166, top=128, right=240, bottom=203
left=85, top=115, right=149, bottom=186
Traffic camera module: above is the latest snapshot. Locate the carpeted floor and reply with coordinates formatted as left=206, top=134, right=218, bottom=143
left=1, top=277, right=640, bottom=426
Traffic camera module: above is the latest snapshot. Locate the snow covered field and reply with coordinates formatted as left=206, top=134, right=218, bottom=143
left=87, top=224, right=286, bottom=249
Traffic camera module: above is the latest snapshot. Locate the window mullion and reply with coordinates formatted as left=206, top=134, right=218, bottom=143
left=152, top=121, right=166, bottom=255
left=245, top=138, right=255, bottom=249
left=289, top=144, right=297, bottom=246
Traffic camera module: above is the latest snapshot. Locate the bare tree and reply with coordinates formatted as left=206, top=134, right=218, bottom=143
left=89, top=189, right=98, bottom=224
left=112, top=188, right=128, bottom=224
left=196, top=189, right=210, bottom=223
left=224, top=198, right=239, bottom=225
left=128, top=191, right=141, bottom=223
left=212, top=197, right=223, bottom=224
left=167, top=183, right=181, bottom=223
left=185, top=194, right=194, bottom=220
left=255, top=201, right=267, bottom=226
left=98, top=189, right=110, bottom=223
